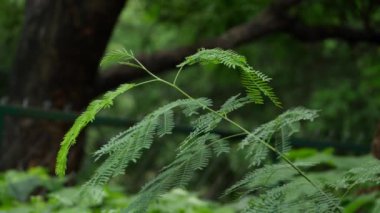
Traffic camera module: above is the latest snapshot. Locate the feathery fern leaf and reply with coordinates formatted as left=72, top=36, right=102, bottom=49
left=182, top=97, right=213, bottom=116
left=56, top=48, right=331, bottom=212
left=178, top=48, right=281, bottom=107
left=241, top=70, right=281, bottom=107
left=219, top=94, right=252, bottom=114
left=56, top=83, right=135, bottom=177
left=157, top=110, right=175, bottom=137
left=274, top=123, right=300, bottom=156
left=191, top=94, right=252, bottom=135
left=191, top=113, right=222, bottom=135
left=86, top=118, right=159, bottom=189
left=244, top=181, right=339, bottom=213
left=93, top=98, right=210, bottom=160
left=178, top=48, right=247, bottom=69
left=100, top=48, right=134, bottom=67
left=125, top=134, right=213, bottom=212
left=239, top=107, right=318, bottom=166
left=334, top=161, right=380, bottom=190
left=224, top=162, right=315, bottom=197
left=86, top=98, right=210, bottom=191
left=210, top=135, right=230, bottom=157
left=245, top=141, right=269, bottom=167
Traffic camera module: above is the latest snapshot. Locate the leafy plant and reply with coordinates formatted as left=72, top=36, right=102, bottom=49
left=55, top=48, right=378, bottom=212
left=1, top=168, right=234, bottom=213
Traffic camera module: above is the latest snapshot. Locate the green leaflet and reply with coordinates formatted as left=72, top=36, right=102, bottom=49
left=157, top=110, right=175, bottom=137
left=178, top=48, right=281, bottom=107
left=100, top=48, right=134, bottom=67
left=240, top=107, right=318, bottom=167
left=55, top=83, right=135, bottom=177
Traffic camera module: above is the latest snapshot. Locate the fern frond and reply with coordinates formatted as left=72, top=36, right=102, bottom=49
left=210, top=135, right=230, bottom=157
left=87, top=98, right=209, bottom=189
left=94, top=98, right=210, bottom=159
left=274, top=123, right=300, bottom=156
left=245, top=141, right=269, bottom=167
left=55, top=83, right=135, bottom=177
left=244, top=181, right=339, bottom=213
left=157, top=110, right=175, bottom=137
left=178, top=48, right=281, bottom=107
left=181, top=95, right=252, bottom=151
left=178, top=48, right=247, bottom=69
left=334, top=161, right=380, bottom=190
left=191, top=94, right=252, bottom=134
left=219, top=94, right=252, bottom=114
left=86, top=118, right=159, bottom=189
left=125, top=134, right=213, bottom=212
left=191, top=113, right=222, bottom=135
left=239, top=176, right=339, bottom=213
left=306, top=192, right=341, bottom=213
left=182, top=97, right=213, bottom=116
left=239, top=107, right=318, bottom=166
left=224, top=162, right=315, bottom=197
left=80, top=98, right=217, bottom=203
left=100, top=48, right=134, bottom=67
left=243, top=182, right=294, bottom=213
left=241, top=70, right=281, bottom=107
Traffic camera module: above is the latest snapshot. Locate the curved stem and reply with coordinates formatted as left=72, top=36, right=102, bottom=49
left=135, top=79, right=160, bottom=87
left=173, top=66, right=184, bottom=85
left=133, top=57, right=162, bottom=80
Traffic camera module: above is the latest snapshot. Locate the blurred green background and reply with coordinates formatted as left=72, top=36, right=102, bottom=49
left=1, top=0, right=380, bottom=212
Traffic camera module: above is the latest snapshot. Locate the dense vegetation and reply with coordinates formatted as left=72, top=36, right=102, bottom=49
left=2, top=151, right=380, bottom=212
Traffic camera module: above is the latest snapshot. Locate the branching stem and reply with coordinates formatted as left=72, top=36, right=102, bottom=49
left=173, top=66, right=183, bottom=85
left=132, top=56, right=341, bottom=212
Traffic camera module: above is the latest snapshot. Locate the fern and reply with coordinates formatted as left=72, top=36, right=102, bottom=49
left=157, top=110, right=175, bottom=137
left=85, top=98, right=210, bottom=191
left=225, top=162, right=340, bottom=213
left=124, top=93, right=253, bottom=211
left=210, top=135, right=230, bottom=157
left=275, top=123, right=300, bottom=156
left=334, top=161, right=380, bottom=190
left=244, top=181, right=339, bottom=213
left=55, top=48, right=344, bottom=212
left=219, top=94, right=252, bottom=114
left=56, top=83, right=135, bottom=177
left=182, top=97, right=213, bottom=116
left=240, top=107, right=318, bottom=167
left=224, top=162, right=315, bottom=196
left=178, top=48, right=281, bottom=107
left=125, top=134, right=213, bottom=212
left=100, top=48, right=134, bottom=67
left=177, top=48, right=248, bottom=69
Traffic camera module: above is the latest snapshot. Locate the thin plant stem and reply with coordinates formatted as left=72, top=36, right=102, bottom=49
left=173, top=66, right=184, bottom=85
left=135, top=79, right=160, bottom=87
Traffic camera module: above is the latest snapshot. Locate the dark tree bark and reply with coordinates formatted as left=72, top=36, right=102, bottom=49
left=0, top=0, right=126, bottom=172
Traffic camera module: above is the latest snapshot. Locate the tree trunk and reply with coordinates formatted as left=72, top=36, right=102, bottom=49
left=0, top=0, right=126, bottom=172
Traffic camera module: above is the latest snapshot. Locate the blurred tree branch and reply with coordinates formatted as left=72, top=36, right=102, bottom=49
left=286, top=21, right=380, bottom=44
left=95, top=0, right=380, bottom=95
